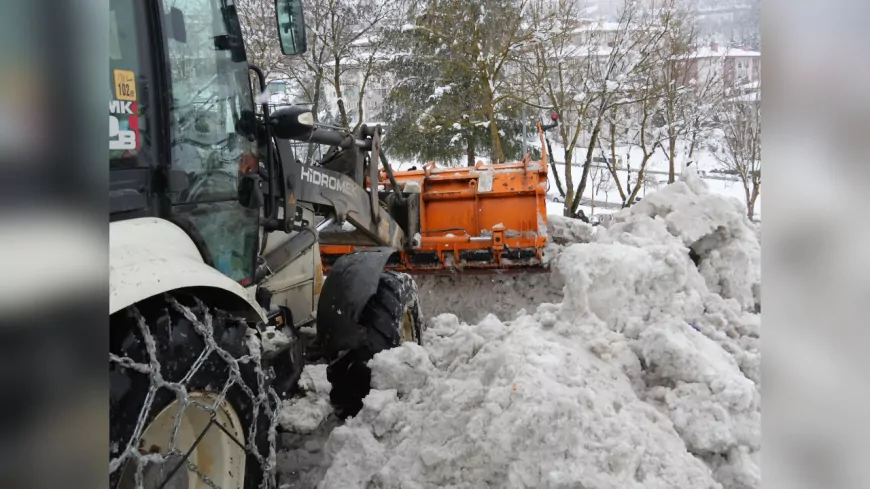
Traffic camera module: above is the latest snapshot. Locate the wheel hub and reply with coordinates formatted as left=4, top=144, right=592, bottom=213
left=116, top=392, right=246, bottom=489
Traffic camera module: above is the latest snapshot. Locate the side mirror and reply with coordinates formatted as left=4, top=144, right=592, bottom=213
left=275, top=0, right=307, bottom=55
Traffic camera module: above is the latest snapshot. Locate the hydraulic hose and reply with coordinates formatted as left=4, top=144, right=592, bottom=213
left=378, top=150, right=406, bottom=204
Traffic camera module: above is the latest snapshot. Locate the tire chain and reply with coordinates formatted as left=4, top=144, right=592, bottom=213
left=109, top=293, right=281, bottom=489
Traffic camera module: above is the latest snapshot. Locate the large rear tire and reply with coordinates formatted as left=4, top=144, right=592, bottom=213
left=326, top=271, right=424, bottom=418
left=109, top=292, right=278, bottom=489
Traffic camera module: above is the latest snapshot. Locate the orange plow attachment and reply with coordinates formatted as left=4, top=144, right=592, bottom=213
left=320, top=127, right=552, bottom=275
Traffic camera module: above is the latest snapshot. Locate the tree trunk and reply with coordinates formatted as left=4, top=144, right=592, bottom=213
left=744, top=178, right=760, bottom=220
left=668, top=135, right=677, bottom=183
left=307, top=70, right=324, bottom=164
left=466, top=130, right=477, bottom=167
left=486, top=105, right=504, bottom=163
left=563, top=147, right=575, bottom=217
left=560, top=122, right=574, bottom=216
left=333, top=58, right=349, bottom=130
left=547, top=137, right=565, bottom=197
left=590, top=185, right=596, bottom=215
left=489, top=116, right=504, bottom=163
left=572, top=118, right=603, bottom=215
left=608, top=123, right=627, bottom=202
left=688, top=116, right=700, bottom=158
left=352, top=61, right=374, bottom=133
left=482, top=77, right=504, bottom=163
left=748, top=182, right=760, bottom=220
left=627, top=155, right=652, bottom=204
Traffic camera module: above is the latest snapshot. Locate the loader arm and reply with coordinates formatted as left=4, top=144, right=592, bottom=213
left=266, top=105, right=408, bottom=252
left=273, top=138, right=404, bottom=250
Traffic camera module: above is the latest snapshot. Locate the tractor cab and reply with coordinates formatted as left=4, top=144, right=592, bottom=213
left=108, top=0, right=305, bottom=285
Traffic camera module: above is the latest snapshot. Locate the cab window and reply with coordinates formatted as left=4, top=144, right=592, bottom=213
left=162, top=0, right=260, bottom=284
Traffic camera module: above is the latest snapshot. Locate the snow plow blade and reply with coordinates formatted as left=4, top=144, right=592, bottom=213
left=320, top=126, right=551, bottom=275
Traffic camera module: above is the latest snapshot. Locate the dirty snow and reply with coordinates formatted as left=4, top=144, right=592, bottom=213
left=306, top=168, right=761, bottom=489
left=261, top=326, right=293, bottom=353
left=278, top=365, right=333, bottom=434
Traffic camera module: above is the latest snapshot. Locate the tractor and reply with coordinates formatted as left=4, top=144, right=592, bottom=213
left=109, top=0, right=423, bottom=486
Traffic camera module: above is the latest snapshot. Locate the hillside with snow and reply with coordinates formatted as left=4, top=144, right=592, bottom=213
left=279, top=168, right=761, bottom=489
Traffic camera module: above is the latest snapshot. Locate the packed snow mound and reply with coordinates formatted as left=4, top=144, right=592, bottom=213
left=320, top=314, right=721, bottom=489
left=320, top=169, right=761, bottom=489
left=599, top=167, right=761, bottom=312
left=546, top=214, right=596, bottom=247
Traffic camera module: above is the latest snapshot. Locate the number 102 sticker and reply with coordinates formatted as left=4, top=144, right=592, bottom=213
left=114, top=69, right=137, bottom=102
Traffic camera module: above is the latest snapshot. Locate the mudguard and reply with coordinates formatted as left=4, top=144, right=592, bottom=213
left=110, top=218, right=267, bottom=322
left=316, top=247, right=393, bottom=353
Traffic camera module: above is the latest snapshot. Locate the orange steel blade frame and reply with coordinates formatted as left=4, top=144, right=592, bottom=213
left=320, top=123, right=551, bottom=275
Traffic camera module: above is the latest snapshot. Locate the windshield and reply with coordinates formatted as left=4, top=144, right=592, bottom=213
left=162, top=0, right=258, bottom=204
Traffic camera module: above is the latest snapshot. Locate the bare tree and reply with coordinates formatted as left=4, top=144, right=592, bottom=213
left=319, top=0, right=396, bottom=129
left=714, top=87, right=761, bottom=219
left=580, top=0, right=689, bottom=209
left=237, top=0, right=288, bottom=81
left=589, top=163, right=613, bottom=215
left=279, top=0, right=401, bottom=133
left=596, top=59, right=669, bottom=210
left=281, top=0, right=334, bottom=162
left=564, top=0, right=672, bottom=217
left=517, top=0, right=590, bottom=203
left=654, top=1, right=724, bottom=183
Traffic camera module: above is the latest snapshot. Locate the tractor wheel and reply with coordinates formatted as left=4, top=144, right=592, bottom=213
left=109, top=292, right=278, bottom=489
left=326, top=271, right=423, bottom=418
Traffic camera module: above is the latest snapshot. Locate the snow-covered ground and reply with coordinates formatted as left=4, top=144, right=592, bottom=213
left=539, top=139, right=761, bottom=221
left=279, top=168, right=761, bottom=489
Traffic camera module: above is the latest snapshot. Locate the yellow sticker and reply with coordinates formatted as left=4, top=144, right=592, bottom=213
left=113, top=69, right=137, bottom=101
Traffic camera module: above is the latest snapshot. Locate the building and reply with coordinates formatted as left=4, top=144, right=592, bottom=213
left=683, top=41, right=761, bottom=88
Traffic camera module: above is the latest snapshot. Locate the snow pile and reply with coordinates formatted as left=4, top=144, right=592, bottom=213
left=278, top=365, right=333, bottom=434
left=545, top=214, right=597, bottom=260
left=601, top=168, right=761, bottom=312
left=320, top=168, right=761, bottom=489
